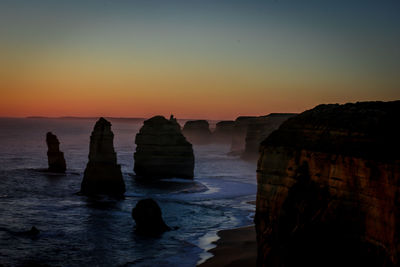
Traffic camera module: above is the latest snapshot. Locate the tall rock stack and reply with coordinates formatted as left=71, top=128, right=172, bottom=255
left=212, top=120, right=235, bottom=143
left=80, top=118, right=125, bottom=197
left=182, top=120, right=212, bottom=144
left=46, top=132, right=66, bottom=172
left=134, top=115, right=194, bottom=179
left=230, top=116, right=257, bottom=155
left=242, top=113, right=296, bottom=160
left=255, top=101, right=400, bottom=267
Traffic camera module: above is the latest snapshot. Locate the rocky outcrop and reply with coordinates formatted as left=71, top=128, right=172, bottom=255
left=242, top=113, right=296, bottom=160
left=132, top=198, right=171, bottom=236
left=80, top=118, right=125, bottom=197
left=46, top=132, right=66, bottom=172
left=255, top=101, right=400, bottom=267
left=182, top=120, right=212, bottom=144
left=212, top=120, right=235, bottom=143
left=134, top=115, right=194, bottom=179
left=230, top=116, right=257, bottom=154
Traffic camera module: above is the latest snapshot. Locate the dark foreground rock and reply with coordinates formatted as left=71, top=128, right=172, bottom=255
left=242, top=113, right=296, bottom=160
left=46, top=132, right=66, bottom=172
left=255, top=101, right=400, bottom=267
left=134, top=115, right=194, bottom=179
left=182, top=120, right=212, bottom=144
left=212, top=120, right=235, bottom=143
left=80, top=118, right=125, bottom=197
left=132, top=198, right=170, bottom=236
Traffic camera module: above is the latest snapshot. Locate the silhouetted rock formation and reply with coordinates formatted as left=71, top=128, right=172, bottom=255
left=134, top=115, right=194, bottom=179
left=80, top=118, right=125, bottom=197
left=46, top=132, right=66, bottom=173
left=182, top=120, right=212, bottom=144
left=212, top=120, right=235, bottom=143
left=230, top=116, right=257, bottom=154
left=242, top=113, right=296, bottom=160
left=132, top=198, right=170, bottom=236
left=255, top=101, right=400, bottom=267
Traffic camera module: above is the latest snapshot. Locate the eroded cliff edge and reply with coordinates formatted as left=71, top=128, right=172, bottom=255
left=255, top=101, right=400, bottom=267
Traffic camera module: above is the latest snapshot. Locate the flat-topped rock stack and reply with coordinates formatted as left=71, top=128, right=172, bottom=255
left=46, top=132, right=66, bottom=173
left=134, top=115, right=194, bottom=179
left=242, top=113, right=296, bottom=160
left=182, top=120, right=212, bottom=144
left=255, top=101, right=400, bottom=267
left=212, top=120, right=235, bottom=143
left=80, top=118, right=125, bottom=197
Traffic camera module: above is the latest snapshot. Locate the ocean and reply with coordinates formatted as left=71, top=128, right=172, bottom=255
left=0, top=118, right=256, bottom=267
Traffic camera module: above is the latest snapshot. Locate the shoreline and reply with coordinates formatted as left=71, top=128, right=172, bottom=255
left=197, top=225, right=257, bottom=266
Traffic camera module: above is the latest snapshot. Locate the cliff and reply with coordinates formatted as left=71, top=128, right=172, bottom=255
left=80, top=118, right=125, bottom=197
left=212, top=120, right=235, bottom=143
left=182, top=120, right=212, bottom=144
left=46, top=132, right=66, bottom=173
left=255, top=101, right=400, bottom=267
left=242, top=113, right=296, bottom=160
left=134, top=115, right=194, bottom=179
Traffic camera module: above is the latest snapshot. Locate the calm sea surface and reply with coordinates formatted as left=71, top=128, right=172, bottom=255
left=0, top=118, right=256, bottom=267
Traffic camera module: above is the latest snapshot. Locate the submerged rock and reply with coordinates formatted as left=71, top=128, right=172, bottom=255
left=46, top=132, right=66, bottom=172
left=255, top=101, right=400, bottom=267
left=132, top=198, right=170, bottom=236
left=80, top=118, right=125, bottom=197
left=182, top=120, right=212, bottom=144
left=212, top=120, right=235, bottom=143
left=242, top=113, right=296, bottom=160
left=134, top=115, right=194, bottom=179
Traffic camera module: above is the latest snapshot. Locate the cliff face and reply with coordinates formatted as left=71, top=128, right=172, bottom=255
left=255, top=101, right=400, bottom=267
left=212, top=120, right=235, bottom=143
left=134, top=116, right=194, bottom=179
left=242, top=113, right=296, bottom=160
left=182, top=120, right=212, bottom=144
left=80, top=118, right=125, bottom=197
left=46, top=132, right=66, bottom=172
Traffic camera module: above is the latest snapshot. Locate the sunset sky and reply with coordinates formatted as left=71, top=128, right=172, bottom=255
left=1, top=0, right=399, bottom=119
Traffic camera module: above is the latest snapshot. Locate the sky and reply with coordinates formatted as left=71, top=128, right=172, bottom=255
left=0, top=0, right=399, bottom=119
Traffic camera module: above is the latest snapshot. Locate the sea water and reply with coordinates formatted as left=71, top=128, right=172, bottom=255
left=0, top=118, right=256, bottom=267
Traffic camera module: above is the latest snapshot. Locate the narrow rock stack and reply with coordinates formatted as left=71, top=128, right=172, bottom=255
left=182, top=120, right=212, bottom=144
left=229, top=116, right=257, bottom=154
left=242, top=113, right=296, bottom=160
left=212, top=120, right=235, bottom=143
left=255, top=101, right=400, bottom=267
left=134, top=115, right=194, bottom=179
left=46, top=132, right=66, bottom=173
left=80, top=118, right=125, bottom=197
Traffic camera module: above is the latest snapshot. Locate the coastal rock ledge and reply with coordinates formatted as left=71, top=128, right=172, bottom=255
left=255, top=101, right=400, bottom=267
left=46, top=132, right=66, bottom=172
left=134, top=115, right=194, bottom=179
left=80, top=118, right=125, bottom=197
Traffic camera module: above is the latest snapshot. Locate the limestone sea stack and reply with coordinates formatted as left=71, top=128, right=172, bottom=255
left=212, top=120, right=235, bottom=143
left=80, top=118, right=125, bottom=197
left=229, top=116, right=257, bottom=154
left=134, top=115, right=194, bottom=179
left=242, top=113, right=296, bottom=160
left=46, top=132, right=66, bottom=172
left=255, top=101, right=400, bottom=267
left=132, top=198, right=171, bottom=236
left=182, top=120, right=212, bottom=144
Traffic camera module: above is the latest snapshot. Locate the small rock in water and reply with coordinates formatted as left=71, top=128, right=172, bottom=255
left=132, top=198, right=170, bottom=236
